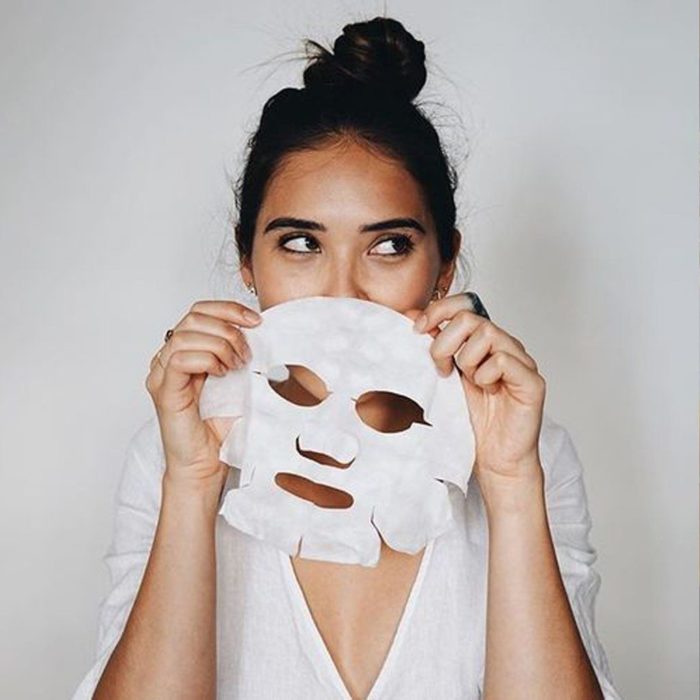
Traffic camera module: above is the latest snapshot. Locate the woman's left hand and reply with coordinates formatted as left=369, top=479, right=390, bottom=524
left=408, top=293, right=546, bottom=488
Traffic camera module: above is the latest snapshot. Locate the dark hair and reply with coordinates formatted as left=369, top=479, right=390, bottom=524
left=233, top=16, right=462, bottom=271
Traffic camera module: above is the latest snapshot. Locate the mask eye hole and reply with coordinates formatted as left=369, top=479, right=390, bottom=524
left=257, top=364, right=331, bottom=407
left=353, top=391, right=432, bottom=433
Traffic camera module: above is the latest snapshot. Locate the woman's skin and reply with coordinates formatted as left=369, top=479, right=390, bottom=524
left=94, top=137, right=604, bottom=699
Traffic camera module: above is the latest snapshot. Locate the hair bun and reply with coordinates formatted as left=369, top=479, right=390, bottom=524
left=303, top=17, right=427, bottom=103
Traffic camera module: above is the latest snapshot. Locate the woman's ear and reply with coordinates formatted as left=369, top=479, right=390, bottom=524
left=437, top=227, right=462, bottom=292
left=451, top=228, right=462, bottom=259
left=239, top=257, right=254, bottom=289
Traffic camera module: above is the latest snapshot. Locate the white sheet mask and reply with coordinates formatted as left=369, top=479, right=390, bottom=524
left=199, top=296, right=476, bottom=567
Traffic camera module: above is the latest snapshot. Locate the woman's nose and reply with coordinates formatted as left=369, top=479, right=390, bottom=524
left=324, top=288, right=369, bottom=301
left=320, top=265, right=369, bottom=300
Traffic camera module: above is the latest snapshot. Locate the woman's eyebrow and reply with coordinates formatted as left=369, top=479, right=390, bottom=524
left=263, top=217, right=426, bottom=235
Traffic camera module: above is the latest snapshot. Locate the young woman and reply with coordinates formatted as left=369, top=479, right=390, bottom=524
left=72, top=16, right=622, bottom=700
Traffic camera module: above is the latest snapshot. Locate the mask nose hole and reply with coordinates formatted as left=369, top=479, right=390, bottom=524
left=295, top=435, right=355, bottom=468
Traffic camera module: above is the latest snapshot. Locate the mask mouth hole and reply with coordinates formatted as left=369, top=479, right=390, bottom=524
left=275, top=472, right=354, bottom=509
left=353, top=390, right=432, bottom=433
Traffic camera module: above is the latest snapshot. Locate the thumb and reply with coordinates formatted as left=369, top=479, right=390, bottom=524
left=401, top=307, right=441, bottom=339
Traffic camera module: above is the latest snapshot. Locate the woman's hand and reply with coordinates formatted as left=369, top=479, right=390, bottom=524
left=145, top=300, right=262, bottom=488
left=407, top=293, right=546, bottom=490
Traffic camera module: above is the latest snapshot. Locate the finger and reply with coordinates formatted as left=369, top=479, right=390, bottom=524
left=472, top=351, right=545, bottom=401
left=426, top=309, right=491, bottom=376
left=402, top=308, right=424, bottom=324
left=189, top=300, right=262, bottom=326
left=160, top=349, right=229, bottom=397
left=204, top=416, right=235, bottom=446
left=160, top=329, right=247, bottom=372
left=453, top=321, right=537, bottom=382
left=413, top=293, right=476, bottom=333
left=149, top=350, right=164, bottom=373
left=178, top=312, right=253, bottom=364
left=404, top=308, right=441, bottom=341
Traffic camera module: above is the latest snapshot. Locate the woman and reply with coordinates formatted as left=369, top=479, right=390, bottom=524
left=72, top=16, right=622, bottom=699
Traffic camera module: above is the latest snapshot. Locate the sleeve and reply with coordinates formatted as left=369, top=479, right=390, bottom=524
left=539, top=413, right=623, bottom=700
left=69, top=415, right=166, bottom=700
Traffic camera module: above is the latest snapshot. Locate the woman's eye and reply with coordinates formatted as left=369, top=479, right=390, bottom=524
left=370, top=235, right=415, bottom=257
left=277, top=233, right=415, bottom=257
left=278, top=234, right=319, bottom=255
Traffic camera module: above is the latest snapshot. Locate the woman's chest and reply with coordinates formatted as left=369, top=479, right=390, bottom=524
left=289, top=542, right=427, bottom=700
left=214, top=481, right=489, bottom=699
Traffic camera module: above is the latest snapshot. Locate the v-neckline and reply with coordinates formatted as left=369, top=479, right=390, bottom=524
left=278, top=537, right=436, bottom=700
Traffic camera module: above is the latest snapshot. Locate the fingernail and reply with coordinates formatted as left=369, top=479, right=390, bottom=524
left=243, top=310, right=261, bottom=324
left=413, top=314, right=428, bottom=332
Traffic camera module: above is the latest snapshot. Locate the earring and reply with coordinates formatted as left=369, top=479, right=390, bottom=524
left=247, top=283, right=257, bottom=296
left=431, top=286, right=447, bottom=300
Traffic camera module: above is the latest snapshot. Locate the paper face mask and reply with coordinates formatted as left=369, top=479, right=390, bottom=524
left=199, top=296, right=475, bottom=567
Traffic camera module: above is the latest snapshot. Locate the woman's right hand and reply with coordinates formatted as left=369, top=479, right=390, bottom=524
left=145, top=300, right=262, bottom=488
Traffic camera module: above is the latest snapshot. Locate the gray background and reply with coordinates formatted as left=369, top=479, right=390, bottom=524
left=0, top=1, right=697, bottom=698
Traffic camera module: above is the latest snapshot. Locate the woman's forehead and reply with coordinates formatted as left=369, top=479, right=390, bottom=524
left=261, top=143, right=427, bottom=221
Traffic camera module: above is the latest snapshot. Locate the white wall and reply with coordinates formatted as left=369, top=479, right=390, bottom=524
left=0, top=1, right=696, bottom=698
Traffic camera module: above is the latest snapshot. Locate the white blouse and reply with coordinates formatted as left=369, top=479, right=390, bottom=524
left=70, top=410, right=623, bottom=699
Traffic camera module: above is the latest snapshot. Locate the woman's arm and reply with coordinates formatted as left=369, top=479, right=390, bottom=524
left=478, top=418, right=621, bottom=700
left=480, top=467, right=604, bottom=699
left=93, top=472, right=223, bottom=700
left=407, top=296, right=621, bottom=697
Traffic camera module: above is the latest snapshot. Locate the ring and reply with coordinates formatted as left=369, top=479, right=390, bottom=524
left=464, top=291, right=491, bottom=320
left=164, top=328, right=174, bottom=343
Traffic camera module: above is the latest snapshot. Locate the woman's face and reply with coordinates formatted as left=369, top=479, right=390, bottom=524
left=240, top=139, right=458, bottom=315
